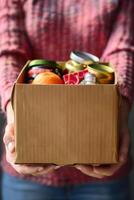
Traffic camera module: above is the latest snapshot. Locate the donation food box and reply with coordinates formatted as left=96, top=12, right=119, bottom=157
left=11, top=59, right=120, bottom=165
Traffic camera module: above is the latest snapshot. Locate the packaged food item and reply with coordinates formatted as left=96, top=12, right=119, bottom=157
left=64, top=60, right=84, bottom=73
left=87, top=63, right=114, bottom=84
left=32, top=72, right=64, bottom=85
left=26, top=59, right=63, bottom=83
left=63, top=69, right=89, bottom=85
left=25, top=53, right=114, bottom=85
left=29, top=59, right=58, bottom=68
left=70, top=50, right=99, bottom=64
left=80, top=73, right=96, bottom=85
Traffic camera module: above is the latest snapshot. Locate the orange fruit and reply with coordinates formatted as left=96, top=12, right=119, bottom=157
left=32, top=72, right=64, bottom=84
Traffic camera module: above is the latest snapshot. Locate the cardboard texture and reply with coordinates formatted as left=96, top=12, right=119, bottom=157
left=12, top=63, right=119, bottom=165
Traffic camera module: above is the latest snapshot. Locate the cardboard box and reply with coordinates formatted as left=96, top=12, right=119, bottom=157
left=11, top=61, right=119, bottom=165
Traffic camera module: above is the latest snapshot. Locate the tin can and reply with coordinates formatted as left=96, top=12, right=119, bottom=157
left=70, top=51, right=99, bottom=64
left=26, top=59, right=63, bottom=82
left=65, top=60, right=84, bottom=73
left=87, top=63, right=114, bottom=84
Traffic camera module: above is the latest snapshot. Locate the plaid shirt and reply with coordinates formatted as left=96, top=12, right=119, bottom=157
left=0, top=0, right=133, bottom=186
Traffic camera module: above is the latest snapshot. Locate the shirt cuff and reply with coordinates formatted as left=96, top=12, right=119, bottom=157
left=1, top=86, right=13, bottom=112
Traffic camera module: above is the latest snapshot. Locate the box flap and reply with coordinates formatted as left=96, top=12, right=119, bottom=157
left=11, top=61, right=31, bottom=109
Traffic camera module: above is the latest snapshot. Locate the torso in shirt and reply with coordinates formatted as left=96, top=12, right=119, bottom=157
left=23, top=0, right=120, bottom=60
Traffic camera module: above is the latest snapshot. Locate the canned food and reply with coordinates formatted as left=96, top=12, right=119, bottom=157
left=87, top=63, right=114, bottom=84
left=63, top=69, right=89, bottom=85
left=28, top=59, right=58, bottom=68
left=65, top=60, right=84, bottom=73
left=26, top=59, right=63, bottom=81
left=70, top=51, right=99, bottom=64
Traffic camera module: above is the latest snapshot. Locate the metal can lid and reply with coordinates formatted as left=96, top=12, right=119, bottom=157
left=28, top=59, right=58, bottom=68
left=70, top=51, right=99, bottom=63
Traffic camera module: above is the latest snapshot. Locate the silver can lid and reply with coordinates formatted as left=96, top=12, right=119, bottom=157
left=70, top=51, right=99, bottom=64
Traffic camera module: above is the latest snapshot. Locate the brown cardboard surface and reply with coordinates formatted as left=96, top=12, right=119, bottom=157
left=14, top=83, right=119, bottom=165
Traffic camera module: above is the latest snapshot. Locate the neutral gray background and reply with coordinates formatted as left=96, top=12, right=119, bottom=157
left=0, top=107, right=134, bottom=199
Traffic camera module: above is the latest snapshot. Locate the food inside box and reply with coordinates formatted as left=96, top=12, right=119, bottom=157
left=23, top=50, right=115, bottom=86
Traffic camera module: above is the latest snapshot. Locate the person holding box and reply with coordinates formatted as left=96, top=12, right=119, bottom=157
left=0, top=0, right=134, bottom=199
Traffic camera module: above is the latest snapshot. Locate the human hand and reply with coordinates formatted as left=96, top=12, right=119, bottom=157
left=3, top=102, right=58, bottom=176
left=74, top=96, right=131, bottom=178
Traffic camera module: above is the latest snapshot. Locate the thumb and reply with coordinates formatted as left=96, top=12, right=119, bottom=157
left=7, top=141, right=15, bottom=153
left=5, top=123, right=14, bottom=137
left=3, top=134, right=15, bottom=153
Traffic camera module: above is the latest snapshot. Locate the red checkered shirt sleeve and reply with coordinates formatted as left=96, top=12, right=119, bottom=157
left=0, top=0, right=32, bottom=111
left=101, top=0, right=134, bottom=104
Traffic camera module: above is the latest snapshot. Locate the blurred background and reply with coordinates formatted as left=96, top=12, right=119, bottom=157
left=0, top=104, right=134, bottom=199
left=0, top=110, right=5, bottom=200
left=129, top=104, right=134, bottom=200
